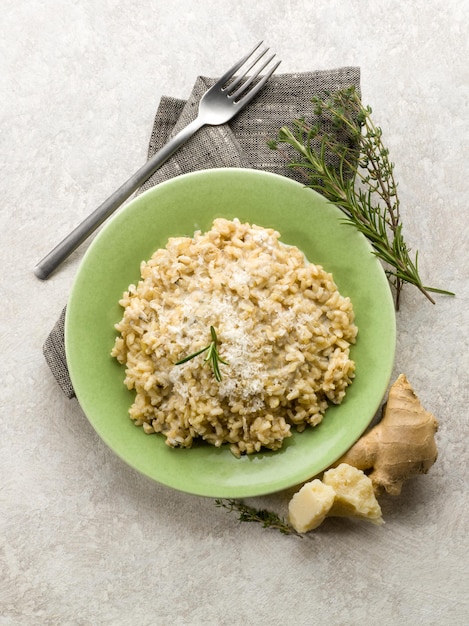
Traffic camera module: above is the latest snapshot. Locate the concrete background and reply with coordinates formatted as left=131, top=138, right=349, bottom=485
left=1, top=1, right=468, bottom=624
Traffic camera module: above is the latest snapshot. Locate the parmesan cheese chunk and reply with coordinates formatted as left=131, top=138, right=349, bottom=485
left=323, top=463, right=383, bottom=525
left=288, top=479, right=335, bottom=533
left=288, top=463, right=384, bottom=533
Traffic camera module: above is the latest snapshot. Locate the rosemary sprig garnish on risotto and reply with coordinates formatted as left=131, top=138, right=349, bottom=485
left=175, top=325, right=228, bottom=382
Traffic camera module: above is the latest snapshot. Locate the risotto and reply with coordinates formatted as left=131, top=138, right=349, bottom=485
left=111, top=218, right=358, bottom=456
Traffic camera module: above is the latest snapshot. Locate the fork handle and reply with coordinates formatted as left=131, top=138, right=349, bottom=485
left=34, top=117, right=204, bottom=280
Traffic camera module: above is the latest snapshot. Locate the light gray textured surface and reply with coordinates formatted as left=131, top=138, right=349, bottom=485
left=1, top=1, right=468, bottom=624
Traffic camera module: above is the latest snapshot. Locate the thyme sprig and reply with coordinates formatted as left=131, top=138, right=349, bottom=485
left=268, top=86, right=454, bottom=309
left=175, top=325, right=228, bottom=382
left=215, top=499, right=300, bottom=536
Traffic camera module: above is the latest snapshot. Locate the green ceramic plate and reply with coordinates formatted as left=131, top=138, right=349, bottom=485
left=66, top=168, right=396, bottom=498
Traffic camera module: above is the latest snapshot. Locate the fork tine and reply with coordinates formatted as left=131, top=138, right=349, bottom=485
left=235, top=59, right=281, bottom=108
left=215, top=41, right=264, bottom=88
left=229, top=52, right=276, bottom=101
left=226, top=47, right=269, bottom=92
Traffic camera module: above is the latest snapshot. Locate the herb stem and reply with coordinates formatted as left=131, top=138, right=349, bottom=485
left=215, top=499, right=300, bottom=536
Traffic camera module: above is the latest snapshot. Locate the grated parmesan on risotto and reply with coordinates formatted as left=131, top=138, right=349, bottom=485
left=111, top=218, right=358, bottom=456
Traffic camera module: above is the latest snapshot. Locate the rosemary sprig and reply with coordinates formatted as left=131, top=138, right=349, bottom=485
left=175, top=325, right=228, bottom=382
left=268, top=86, right=454, bottom=309
left=215, top=499, right=300, bottom=536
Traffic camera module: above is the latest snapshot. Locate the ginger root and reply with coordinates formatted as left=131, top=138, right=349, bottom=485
left=336, top=374, right=439, bottom=495
left=288, top=464, right=383, bottom=533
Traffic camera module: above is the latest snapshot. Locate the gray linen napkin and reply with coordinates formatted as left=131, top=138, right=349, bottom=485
left=44, top=67, right=360, bottom=398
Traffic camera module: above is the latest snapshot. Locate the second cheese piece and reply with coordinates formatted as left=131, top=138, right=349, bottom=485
left=323, top=464, right=383, bottom=524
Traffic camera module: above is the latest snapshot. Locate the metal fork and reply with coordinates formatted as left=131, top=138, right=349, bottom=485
left=34, top=42, right=280, bottom=279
